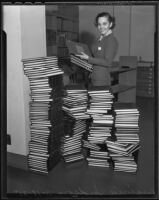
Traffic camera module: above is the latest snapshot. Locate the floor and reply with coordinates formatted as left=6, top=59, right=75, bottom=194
left=7, top=96, right=156, bottom=196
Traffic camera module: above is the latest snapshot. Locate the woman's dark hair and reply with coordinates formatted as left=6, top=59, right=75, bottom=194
left=94, top=12, right=116, bottom=29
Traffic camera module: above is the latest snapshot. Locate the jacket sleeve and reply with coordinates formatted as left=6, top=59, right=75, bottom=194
left=88, top=36, right=118, bottom=68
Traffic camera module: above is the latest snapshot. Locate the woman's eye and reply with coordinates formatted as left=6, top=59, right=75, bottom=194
left=98, top=23, right=107, bottom=26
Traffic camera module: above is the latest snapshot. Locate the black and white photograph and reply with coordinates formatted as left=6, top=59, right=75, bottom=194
left=1, top=1, right=158, bottom=199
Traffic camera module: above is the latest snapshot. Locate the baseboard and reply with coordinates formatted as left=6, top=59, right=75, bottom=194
left=7, top=152, right=28, bottom=170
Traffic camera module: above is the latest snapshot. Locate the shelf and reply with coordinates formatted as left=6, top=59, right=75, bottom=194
left=111, top=85, right=136, bottom=94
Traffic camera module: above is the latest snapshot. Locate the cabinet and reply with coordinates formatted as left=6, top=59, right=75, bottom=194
left=136, top=61, right=154, bottom=97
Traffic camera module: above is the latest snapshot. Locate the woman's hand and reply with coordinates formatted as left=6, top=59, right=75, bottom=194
left=75, top=52, right=89, bottom=60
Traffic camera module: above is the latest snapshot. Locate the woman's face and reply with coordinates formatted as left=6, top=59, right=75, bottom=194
left=97, top=16, right=112, bottom=36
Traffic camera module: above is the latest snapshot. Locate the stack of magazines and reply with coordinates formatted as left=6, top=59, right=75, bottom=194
left=106, top=102, right=141, bottom=173
left=22, top=56, right=64, bottom=174
left=61, top=85, right=90, bottom=163
left=85, top=86, right=114, bottom=168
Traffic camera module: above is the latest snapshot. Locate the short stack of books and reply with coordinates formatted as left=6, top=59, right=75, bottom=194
left=114, top=103, right=140, bottom=144
left=106, top=138, right=140, bottom=173
left=62, top=85, right=90, bottom=120
left=85, top=86, right=114, bottom=168
left=106, top=102, right=141, bottom=173
left=66, top=40, right=93, bottom=72
left=70, top=55, right=93, bottom=72
left=22, top=56, right=64, bottom=174
left=61, top=85, right=90, bottom=163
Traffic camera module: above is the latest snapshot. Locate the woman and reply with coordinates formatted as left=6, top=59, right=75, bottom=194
left=77, top=12, right=118, bottom=86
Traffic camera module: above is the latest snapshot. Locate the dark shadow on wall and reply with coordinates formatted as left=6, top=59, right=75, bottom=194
left=79, top=31, right=96, bottom=51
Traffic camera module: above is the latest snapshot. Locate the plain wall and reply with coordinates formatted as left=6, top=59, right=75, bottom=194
left=20, top=5, right=47, bottom=155
left=113, top=6, right=131, bottom=59
left=79, top=5, right=155, bottom=61
left=3, top=5, right=46, bottom=156
left=3, top=6, right=27, bottom=155
left=130, top=6, right=155, bottom=61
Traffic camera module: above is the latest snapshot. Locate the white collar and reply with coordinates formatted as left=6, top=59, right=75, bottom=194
left=99, top=30, right=112, bottom=41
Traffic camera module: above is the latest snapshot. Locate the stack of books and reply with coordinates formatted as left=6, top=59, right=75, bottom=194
left=62, top=85, right=90, bottom=120
left=106, top=102, right=141, bottom=173
left=61, top=85, right=90, bottom=163
left=70, top=55, right=93, bottom=72
left=85, top=86, right=114, bottom=168
left=22, top=56, right=64, bottom=174
left=87, top=86, right=114, bottom=144
left=106, top=138, right=140, bottom=173
left=114, top=103, right=140, bottom=144
left=66, top=39, right=93, bottom=72
left=82, top=139, right=101, bottom=151
left=23, top=56, right=64, bottom=80
left=86, top=150, right=110, bottom=168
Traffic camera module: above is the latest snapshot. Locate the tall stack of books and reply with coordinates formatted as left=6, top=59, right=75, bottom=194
left=85, top=86, right=114, bottom=168
left=61, top=85, right=90, bottom=163
left=106, top=102, right=140, bottom=173
left=22, top=56, right=64, bottom=174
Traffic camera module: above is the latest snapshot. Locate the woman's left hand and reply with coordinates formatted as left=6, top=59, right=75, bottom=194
left=75, top=52, right=89, bottom=60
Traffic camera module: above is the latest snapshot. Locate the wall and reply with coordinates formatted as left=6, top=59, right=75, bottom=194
left=113, top=6, right=131, bottom=59
left=130, top=6, right=155, bottom=61
left=3, top=5, right=46, bottom=156
left=79, top=5, right=155, bottom=61
left=20, top=6, right=47, bottom=155
left=3, top=6, right=26, bottom=155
